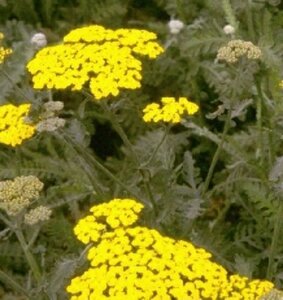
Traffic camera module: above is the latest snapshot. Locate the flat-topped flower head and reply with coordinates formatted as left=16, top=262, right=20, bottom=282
left=0, top=176, right=43, bottom=216
left=66, top=198, right=276, bottom=299
left=143, top=96, right=199, bottom=123
left=27, top=25, right=164, bottom=100
left=0, top=103, right=36, bottom=147
left=24, top=205, right=52, bottom=225
left=217, top=39, right=262, bottom=63
left=0, top=33, right=12, bottom=64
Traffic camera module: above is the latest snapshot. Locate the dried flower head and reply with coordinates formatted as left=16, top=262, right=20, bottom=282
left=0, top=32, right=12, bottom=64
left=66, top=198, right=275, bottom=299
left=168, top=19, right=184, bottom=34
left=143, top=97, right=199, bottom=123
left=43, top=101, right=64, bottom=113
left=27, top=25, right=164, bottom=100
left=217, top=39, right=262, bottom=63
left=0, top=176, right=44, bottom=216
left=0, top=103, right=36, bottom=147
left=24, top=205, right=52, bottom=225
left=36, top=117, right=65, bottom=132
left=30, top=32, right=47, bottom=49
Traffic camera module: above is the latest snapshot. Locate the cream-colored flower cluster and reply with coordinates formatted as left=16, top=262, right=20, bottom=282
left=217, top=39, right=262, bottom=63
left=143, top=97, right=199, bottom=123
left=27, top=25, right=164, bottom=100
left=0, top=176, right=43, bottom=216
left=66, top=198, right=274, bottom=299
left=0, top=103, right=36, bottom=147
left=24, top=205, right=52, bottom=225
left=0, top=32, right=12, bottom=64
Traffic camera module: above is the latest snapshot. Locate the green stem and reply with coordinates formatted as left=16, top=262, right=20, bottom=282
left=99, top=99, right=157, bottom=213
left=99, top=100, right=139, bottom=162
left=255, top=76, right=264, bottom=167
left=82, top=91, right=157, bottom=213
left=14, top=229, right=42, bottom=283
left=266, top=201, right=283, bottom=280
left=0, top=270, right=29, bottom=297
left=202, top=109, right=232, bottom=196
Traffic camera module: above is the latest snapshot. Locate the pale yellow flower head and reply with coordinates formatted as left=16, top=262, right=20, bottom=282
left=24, top=205, right=52, bottom=225
left=217, top=39, right=262, bottom=63
left=143, top=97, right=199, bottom=123
left=27, top=25, right=164, bottom=100
left=0, top=176, right=44, bottom=216
left=0, top=103, right=36, bottom=147
left=0, top=32, right=12, bottom=64
left=66, top=198, right=275, bottom=299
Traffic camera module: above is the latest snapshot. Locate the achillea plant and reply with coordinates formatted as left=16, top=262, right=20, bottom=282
left=0, top=103, right=36, bottom=147
left=66, top=198, right=276, bottom=299
left=27, top=25, right=164, bottom=100
left=143, top=97, right=199, bottom=123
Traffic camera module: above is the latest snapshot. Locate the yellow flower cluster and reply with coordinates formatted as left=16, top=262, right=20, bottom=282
left=0, top=32, right=12, bottom=64
left=66, top=198, right=275, bottom=300
left=217, top=39, right=262, bottom=63
left=0, top=176, right=44, bottom=216
left=143, top=97, right=199, bottom=123
left=0, top=103, right=36, bottom=147
left=27, top=25, right=164, bottom=100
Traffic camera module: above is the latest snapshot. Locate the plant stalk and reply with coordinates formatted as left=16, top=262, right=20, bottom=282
left=14, top=229, right=42, bottom=284
left=202, top=109, right=232, bottom=196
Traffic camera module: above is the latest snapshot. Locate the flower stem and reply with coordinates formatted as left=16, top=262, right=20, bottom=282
left=255, top=76, right=264, bottom=167
left=99, top=100, right=139, bottom=161
left=0, top=270, right=29, bottom=297
left=14, top=228, right=42, bottom=284
left=99, top=99, right=158, bottom=213
left=202, top=109, right=232, bottom=196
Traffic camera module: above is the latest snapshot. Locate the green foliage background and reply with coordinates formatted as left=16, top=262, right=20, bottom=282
left=1, top=0, right=283, bottom=299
